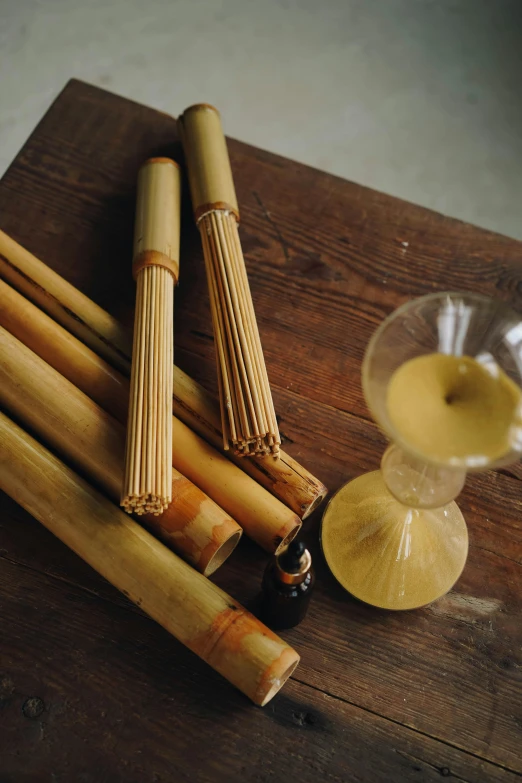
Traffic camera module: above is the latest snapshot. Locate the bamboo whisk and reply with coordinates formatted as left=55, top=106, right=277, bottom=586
left=179, top=105, right=281, bottom=458
left=122, top=158, right=180, bottom=515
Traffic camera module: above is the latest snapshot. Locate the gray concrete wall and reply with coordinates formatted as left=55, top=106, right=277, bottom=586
left=1, top=0, right=521, bottom=238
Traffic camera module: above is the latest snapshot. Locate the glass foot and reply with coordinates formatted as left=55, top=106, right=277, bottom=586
left=321, top=471, right=468, bottom=610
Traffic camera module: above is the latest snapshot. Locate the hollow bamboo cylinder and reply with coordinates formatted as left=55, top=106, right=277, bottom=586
left=0, top=411, right=300, bottom=706
left=0, top=230, right=327, bottom=517
left=0, top=281, right=301, bottom=553
left=0, top=324, right=241, bottom=575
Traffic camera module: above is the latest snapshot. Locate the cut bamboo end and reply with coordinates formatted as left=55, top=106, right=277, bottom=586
left=178, top=104, right=239, bottom=222
left=0, top=411, right=299, bottom=706
left=200, top=210, right=281, bottom=457
left=257, top=651, right=300, bottom=706
left=202, top=528, right=243, bottom=576
left=146, top=157, right=180, bottom=166
left=300, top=482, right=329, bottom=517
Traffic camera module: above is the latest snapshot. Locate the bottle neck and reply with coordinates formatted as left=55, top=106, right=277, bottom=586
left=276, top=549, right=312, bottom=585
left=381, top=444, right=466, bottom=509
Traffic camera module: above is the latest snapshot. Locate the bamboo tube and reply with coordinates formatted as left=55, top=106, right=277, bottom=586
left=176, top=103, right=239, bottom=222
left=0, top=325, right=241, bottom=576
left=179, top=104, right=281, bottom=457
left=0, top=229, right=132, bottom=374
left=122, top=159, right=179, bottom=515
left=0, top=229, right=327, bottom=517
left=0, top=280, right=300, bottom=553
left=0, top=411, right=299, bottom=706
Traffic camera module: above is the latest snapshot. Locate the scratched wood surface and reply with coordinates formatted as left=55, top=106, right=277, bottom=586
left=0, top=80, right=520, bottom=783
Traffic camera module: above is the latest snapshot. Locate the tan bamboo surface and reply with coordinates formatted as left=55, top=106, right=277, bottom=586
left=0, top=324, right=241, bottom=576
left=0, top=229, right=132, bottom=373
left=0, top=229, right=327, bottom=518
left=0, top=410, right=300, bottom=706
left=0, top=280, right=301, bottom=553
left=122, top=159, right=179, bottom=515
left=179, top=104, right=281, bottom=458
left=176, top=103, right=239, bottom=222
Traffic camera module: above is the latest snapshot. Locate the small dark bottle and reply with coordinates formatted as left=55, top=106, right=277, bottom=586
left=260, top=541, right=315, bottom=630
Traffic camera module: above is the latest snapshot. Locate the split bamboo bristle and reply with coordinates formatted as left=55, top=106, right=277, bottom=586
left=179, top=104, right=281, bottom=458
left=121, top=158, right=180, bottom=515
left=200, top=210, right=280, bottom=457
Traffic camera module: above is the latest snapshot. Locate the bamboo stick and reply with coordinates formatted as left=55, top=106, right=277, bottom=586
left=0, top=280, right=300, bottom=553
left=0, top=411, right=299, bottom=706
left=0, top=324, right=241, bottom=576
left=179, top=104, right=281, bottom=457
left=122, top=159, right=179, bottom=515
left=0, top=229, right=327, bottom=518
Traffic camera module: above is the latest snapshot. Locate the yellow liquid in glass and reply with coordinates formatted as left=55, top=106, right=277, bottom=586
left=321, top=471, right=468, bottom=610
left=386, top=353, right=522, bottom=465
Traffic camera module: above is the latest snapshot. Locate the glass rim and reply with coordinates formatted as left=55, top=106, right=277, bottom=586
left=361, top=291, right=522, bottom=470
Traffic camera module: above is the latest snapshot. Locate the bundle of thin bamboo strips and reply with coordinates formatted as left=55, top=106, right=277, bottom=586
left=0, top=411, right=299, bottom=706
left=122, top=158, right=179, bottom=515
left=0, top=279, right=301, bottom=553
left=0, top=323, right=241, bottom=575
left=179, top=104, right=280, bottom=458
left=0, top=228, right=327, bottom=518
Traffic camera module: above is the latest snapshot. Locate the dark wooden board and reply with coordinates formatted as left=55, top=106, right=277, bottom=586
left=0, top=79, right=521, bottom=781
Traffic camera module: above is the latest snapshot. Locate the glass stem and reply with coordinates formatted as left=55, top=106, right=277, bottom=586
left=380, top=444, right=466, bottom=509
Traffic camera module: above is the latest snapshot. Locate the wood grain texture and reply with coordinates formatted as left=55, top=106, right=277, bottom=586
left=0, top=79, right=521, bottom=780
left=0, top=550, right=518, bottom=783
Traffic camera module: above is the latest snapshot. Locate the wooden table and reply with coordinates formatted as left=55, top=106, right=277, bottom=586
left=0, top=80, right=521, bottom=783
